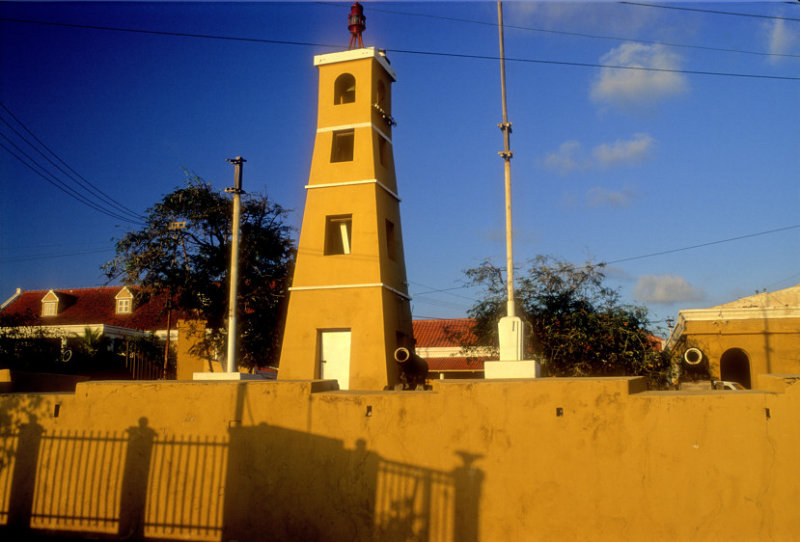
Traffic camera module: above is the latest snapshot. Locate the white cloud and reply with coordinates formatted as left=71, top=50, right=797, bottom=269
left=592, top=133, right=655, bottom=167
left=543, top=134, right=656, bottom=175
left=634, top=274, right=704, bottom=305
left=511, top=2, right=657, bottom=36
left=543, top=140, right=584, bottom=175
left=766, top=19, right=798, bottom=64
left=591, top=44, right=688, bottom=108
left=585, top=186, right=637, bottom=208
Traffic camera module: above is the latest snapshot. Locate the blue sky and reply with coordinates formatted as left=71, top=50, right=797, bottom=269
left=1, top=1, right=798, bottom=336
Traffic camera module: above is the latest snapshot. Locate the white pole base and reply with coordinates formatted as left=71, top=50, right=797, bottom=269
left=484, top=360, right=541, bottom=379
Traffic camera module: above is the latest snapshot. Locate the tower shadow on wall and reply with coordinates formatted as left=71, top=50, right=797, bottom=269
left=222, top=423, right=483, bottom=542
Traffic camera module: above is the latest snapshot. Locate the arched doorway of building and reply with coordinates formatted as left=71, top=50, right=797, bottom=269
left=720, top=348, right=751, bottom=389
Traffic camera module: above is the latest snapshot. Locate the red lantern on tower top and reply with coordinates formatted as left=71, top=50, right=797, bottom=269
left=347, top=2, right=366, bottom=50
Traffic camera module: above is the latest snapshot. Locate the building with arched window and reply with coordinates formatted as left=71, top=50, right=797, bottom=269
left=666, top=284, right=800, bottom=389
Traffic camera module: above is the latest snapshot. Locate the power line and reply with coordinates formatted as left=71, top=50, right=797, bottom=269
left=622, top=2, right=800, bottom=23
left=0, top=247, right=114, bottom=265
left=361, top=3, right=800, bottom=59
left=0, top=136, right=143, bottom=225
left=0, top=102, right=143, bottom=221
left=409, top=280, right=476, bottom=300
left=0, top=16, right=345, bottom=50
left=2, top=17, right=798, bottom=82
left=604, top=224, right=800, bottom=265
left=389, top=47, right=800, bottom=81
left=411, top=223, right=800, bottom=297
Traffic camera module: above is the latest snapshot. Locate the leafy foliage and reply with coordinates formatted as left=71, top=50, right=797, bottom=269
left=465, top=255, right=673, bottom=388
left=0, top=309, right=61, bottom=369
left=103, top=176, right=294, bottom=368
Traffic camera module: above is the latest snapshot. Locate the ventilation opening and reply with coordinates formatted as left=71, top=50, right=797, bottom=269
left=378, top=137, right=388, bottom=168
left=376, top=79, right=387, bottom=110
left=385, top=219, right=397, bottom=261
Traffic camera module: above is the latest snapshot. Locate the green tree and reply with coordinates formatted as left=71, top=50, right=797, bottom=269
left=464, top=255, right=673, bottom=388
left=103, top=176, right=294, bottom=369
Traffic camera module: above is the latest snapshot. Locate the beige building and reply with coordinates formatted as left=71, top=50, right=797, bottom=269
left=667, top=284, right=800, bottom=388
left=278, top=47, right=413, bottom=390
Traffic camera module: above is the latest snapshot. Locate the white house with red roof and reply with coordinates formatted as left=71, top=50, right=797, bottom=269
left=0, top=286, right=184, bottom=345
left=2, top=287, right=493, bottom=380
left=412, top=318, right=495, bottom=379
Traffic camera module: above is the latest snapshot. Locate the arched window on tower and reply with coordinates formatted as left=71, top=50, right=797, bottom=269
left=334, top=73, right=356, bottom=105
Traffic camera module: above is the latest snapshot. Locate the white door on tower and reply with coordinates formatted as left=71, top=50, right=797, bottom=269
left=319, top=330, right=351, bottom=390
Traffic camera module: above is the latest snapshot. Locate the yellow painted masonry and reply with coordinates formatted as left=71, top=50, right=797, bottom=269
left=279, top=48, right=412, bottom=390
left=2, top=376, right=799, bottom=541
left=668, top=285, right=800, bottom=387
left=680, top=315, right=800, bottom=383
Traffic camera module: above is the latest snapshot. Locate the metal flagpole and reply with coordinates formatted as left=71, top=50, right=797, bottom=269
left=225, top=156, right=246, bottom=373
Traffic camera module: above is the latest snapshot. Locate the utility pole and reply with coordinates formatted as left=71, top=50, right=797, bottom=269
left=497, top=1, right=514, bottom=319
left=496, top=1, right=525, bottom=362
left=225, top=157, right=246, bottom=373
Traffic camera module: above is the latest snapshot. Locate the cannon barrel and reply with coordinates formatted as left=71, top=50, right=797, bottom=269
left=393, top=347, right=429, bottom=375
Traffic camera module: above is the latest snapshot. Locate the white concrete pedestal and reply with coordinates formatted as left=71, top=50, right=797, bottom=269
left=483, top=360, right=540, bottom=379
left=192, top=372, right=265, bottom=381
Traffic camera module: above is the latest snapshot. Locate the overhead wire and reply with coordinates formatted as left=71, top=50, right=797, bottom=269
left=622, top=2, right=800, bottom=23
left=0, top=247, right=114, bottom=264
left=603, top=224, right=800, bottom=265
left=410, top=223, right=800, bottom=298
left=0, top=102, right=143, bottom=221
left=1, top=17, right=798, bottom=82
left=1, top=10, right=796, bottom=285
left=0, top=135, right=143, bottom=225
left=360, top=3, right=800, bottom=59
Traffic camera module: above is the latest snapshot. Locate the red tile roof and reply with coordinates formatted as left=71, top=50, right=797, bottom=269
left=412, top=318, right=479, bottom=348
left=412, top=318, right=493, bottom=371
left=0, top=287, right=189, bottom=331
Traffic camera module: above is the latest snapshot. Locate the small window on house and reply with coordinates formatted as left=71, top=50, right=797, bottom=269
left=331, top=130, right=354, bottom=162
left=42, top=301, right=58, bottom=317
left=325, top=215, right=353, bottom=255
left=385, top=219, right=397, bottom=261
left=116, top=298, right=132, bottom=314
left=334, top=73, right=356, bottom=104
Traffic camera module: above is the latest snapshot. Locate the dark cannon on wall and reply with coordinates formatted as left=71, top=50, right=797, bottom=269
left=392, top=347, right=430, bottom=391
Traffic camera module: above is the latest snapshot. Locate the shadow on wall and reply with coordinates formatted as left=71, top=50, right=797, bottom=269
left=0, top=411, right=482, bottom=541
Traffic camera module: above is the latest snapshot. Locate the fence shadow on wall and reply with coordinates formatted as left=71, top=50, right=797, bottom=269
left=0, top=415, right=482, bottom=541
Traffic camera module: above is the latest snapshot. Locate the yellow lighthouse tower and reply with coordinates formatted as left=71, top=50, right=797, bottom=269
left=277, top=44, right=413, bottom=390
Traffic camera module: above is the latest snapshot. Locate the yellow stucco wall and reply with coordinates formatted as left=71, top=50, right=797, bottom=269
left=678, top=316, right=800, bottom=385
left=2, top=376, right=799, bottom=541
left=176, top=319, right=209, bottom=379
left=278, top=49, right=412, bottom=390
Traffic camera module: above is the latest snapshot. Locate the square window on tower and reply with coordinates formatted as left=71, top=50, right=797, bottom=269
left=331, top=130, right=355, bottom=163
left=325, top=215, right=353, bottom=255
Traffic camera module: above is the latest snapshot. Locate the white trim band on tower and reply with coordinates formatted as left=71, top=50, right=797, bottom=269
left=317, top=122, right=392, bottom=145
left=289, top=282, right=411, bottom=301
left=305, top=179, right=401, bottom=202
left=313, top=47, right=397, bottom=81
